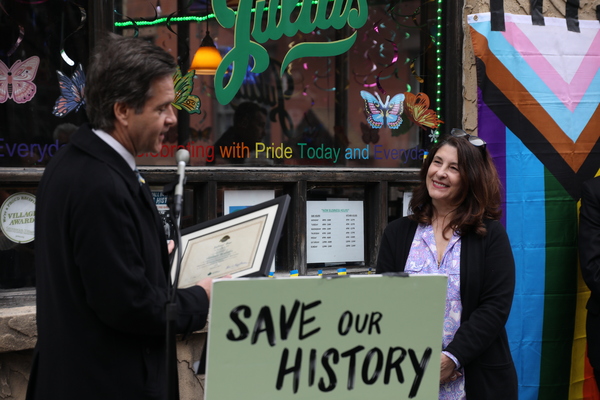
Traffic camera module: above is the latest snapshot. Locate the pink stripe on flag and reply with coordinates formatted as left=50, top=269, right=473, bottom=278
left=502, top=21, right=600, bottom=112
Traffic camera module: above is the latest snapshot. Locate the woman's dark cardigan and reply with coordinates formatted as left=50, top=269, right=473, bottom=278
left=376, top=217, right=518, bottom=399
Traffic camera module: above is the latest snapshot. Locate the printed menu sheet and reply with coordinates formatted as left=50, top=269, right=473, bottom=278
left=306, top=201, right=364, bottom=263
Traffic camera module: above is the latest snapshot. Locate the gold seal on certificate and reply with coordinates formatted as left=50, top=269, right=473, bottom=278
left=173, top=195, right=290, bottom=287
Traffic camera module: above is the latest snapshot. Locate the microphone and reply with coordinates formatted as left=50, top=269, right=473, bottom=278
left=174, top=149, right=190, bottom=219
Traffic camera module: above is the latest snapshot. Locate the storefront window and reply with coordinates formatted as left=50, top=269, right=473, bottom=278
left=0, top=0, right=442, bottom=169
left=115, top=0, right=443, bottom=168
left=0, top=0, right=443, bottom=289
left=0, top=1, right=90, bottom=168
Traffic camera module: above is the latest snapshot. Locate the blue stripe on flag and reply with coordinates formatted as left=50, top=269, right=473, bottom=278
left=505, top=128, right=546, bottom=400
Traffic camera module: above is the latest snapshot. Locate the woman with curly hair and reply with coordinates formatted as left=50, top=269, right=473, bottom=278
left=377, top=129, right=518, bottom=399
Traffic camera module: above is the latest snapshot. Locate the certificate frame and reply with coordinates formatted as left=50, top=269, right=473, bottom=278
left=172, top=195, right=290, bottom=287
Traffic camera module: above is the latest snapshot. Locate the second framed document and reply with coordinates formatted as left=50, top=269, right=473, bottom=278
left=172, top=195, right=290, bottom=288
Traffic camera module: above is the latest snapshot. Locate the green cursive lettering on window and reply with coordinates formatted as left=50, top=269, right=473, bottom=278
left=212, top=0, right=368, bottom=104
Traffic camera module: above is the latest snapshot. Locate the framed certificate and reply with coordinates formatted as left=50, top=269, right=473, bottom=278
left=172, top=195, right=290, bottom=288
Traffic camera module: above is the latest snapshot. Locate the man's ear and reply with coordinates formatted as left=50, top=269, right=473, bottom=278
left=113, top=102, right=130, bottom=127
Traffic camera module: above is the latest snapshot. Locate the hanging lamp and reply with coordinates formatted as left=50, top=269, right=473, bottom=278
left=189, top=5, right=222, bottom=75
left=189, top=31, right=222, bottom=75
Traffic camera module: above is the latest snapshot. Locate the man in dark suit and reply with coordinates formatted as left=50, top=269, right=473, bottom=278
left=579, top=176, right=600, bottom=390
left=26, top=33, right=212, bottom=400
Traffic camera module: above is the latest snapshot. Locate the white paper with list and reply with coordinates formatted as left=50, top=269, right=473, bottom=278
left=306, top=200, right=364, bottom=263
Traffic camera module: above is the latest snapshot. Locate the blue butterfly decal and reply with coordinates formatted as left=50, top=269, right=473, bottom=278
left=360, top=91, right=405, bottom=129
left=53, top=64, right=86, bottom=117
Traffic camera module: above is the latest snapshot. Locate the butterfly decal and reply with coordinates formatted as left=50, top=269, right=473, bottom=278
left=53, top=64, right=86, bottom=117
left=0, top=56, right=40, bottom=104
left=172, top=66, right=201, bottom=114
left=360, top=122, right=380, bottom=144
left=360, top=91, right=405, bottom=129
left=189, top=126, right=212, bottom=142
left=403, top=92, right=443, bottom=129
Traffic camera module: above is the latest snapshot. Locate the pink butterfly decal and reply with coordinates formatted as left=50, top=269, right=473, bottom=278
left=0, top=56, right=40, bottom=104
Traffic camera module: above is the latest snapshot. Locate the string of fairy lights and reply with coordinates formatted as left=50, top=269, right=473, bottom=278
left=114, top=1, right=312, bottom=27
left=435, top=0, right=443, bottom=130
left=114, top=13, right=214, bottom=27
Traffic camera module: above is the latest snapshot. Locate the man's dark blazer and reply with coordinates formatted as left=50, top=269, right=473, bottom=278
left=579, top=177, right=600, bottom=374
left=376, top=217, right=518, bottom=399
left=27, top=124, right=209, bottom=400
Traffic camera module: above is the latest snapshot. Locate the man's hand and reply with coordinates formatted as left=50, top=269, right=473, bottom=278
left=196, top=278, right=213, bottom=300
left=195, top=275, right=233, bottom=300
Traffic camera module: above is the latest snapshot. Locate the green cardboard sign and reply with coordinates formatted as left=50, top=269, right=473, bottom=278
left=205, top=274, right=447, bottom=399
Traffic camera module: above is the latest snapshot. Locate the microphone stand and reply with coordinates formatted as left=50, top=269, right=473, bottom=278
left=163, top=180, right=185, bottom=400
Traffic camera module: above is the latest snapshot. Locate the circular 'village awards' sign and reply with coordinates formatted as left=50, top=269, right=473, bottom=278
left=0, top=192, right=36, bottom=244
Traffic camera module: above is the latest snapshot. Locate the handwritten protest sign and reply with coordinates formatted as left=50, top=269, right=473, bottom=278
left=205, top=274, right=447, bottom=399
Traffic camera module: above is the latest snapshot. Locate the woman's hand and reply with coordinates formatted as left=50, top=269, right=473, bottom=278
left=439, top=353, right=462, bottom=384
